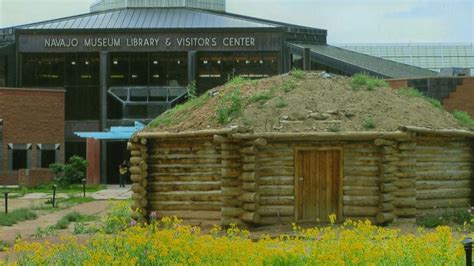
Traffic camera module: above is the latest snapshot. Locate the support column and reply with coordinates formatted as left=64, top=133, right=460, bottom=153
left=100, top=52, right=109, bottom=184
left=282, top=46, right=291, bottom=73
left=187, top=50, right=197, bottom=86
left=303, top=48, right=311, bottom=71
left=86, top=138, right=100, bottom=185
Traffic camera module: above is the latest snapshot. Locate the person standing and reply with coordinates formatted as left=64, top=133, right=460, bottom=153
left=119, top=161, right=128, bottom=188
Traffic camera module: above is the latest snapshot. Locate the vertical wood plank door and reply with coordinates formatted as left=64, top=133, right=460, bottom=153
left=296, top=149, right=342, bottom=222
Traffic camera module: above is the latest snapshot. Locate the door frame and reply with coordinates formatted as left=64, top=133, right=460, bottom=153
left=294, top=146, right=344, bottom=222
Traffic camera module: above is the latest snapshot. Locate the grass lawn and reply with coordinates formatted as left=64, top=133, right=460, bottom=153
left=0, top=209, right=37, bottom=226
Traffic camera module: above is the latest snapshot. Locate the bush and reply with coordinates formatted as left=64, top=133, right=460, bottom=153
left=290, top=68, right=305, bottom=79
left=363, top=116, right=376, bottom=129
left=274, top=98, right=288, bottom=108
left=186, top=80, right=198, bottom=100
left=452, top=110, right=474, bottom=127
left=352, top=73, right=388, bottom=91
left=50, top=156, right=89, bottom=185
left=216, top=89, right=242, bottom=124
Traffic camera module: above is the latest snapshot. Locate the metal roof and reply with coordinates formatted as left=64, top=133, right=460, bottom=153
left=289, top=43, right=437, bottom=78
left=18, top=8, right=283, bottom=30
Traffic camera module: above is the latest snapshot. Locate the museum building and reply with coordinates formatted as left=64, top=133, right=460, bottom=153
left=0, top=0, right=435, bottom=183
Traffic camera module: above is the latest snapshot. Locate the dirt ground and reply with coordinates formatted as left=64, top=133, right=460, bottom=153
left=146, top=72, right=468, bottom=133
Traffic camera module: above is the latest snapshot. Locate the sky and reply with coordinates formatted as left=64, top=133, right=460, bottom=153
left=0, top=0, right=472, bottom=44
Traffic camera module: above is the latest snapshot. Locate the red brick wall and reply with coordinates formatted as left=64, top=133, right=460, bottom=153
left=443, top=79, right=474, bottom=117
left=387, top=77, right=474, bottom=118
left=18, top=169, right=54, bottom=187
left=0, top=88, right=65, bottom=185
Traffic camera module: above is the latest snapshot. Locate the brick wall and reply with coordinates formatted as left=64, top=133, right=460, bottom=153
left=0, top=88, right=65, bottom=185
left=18, top=169, right=54, bottom=187
left=387, top=77, right=474, bottom=118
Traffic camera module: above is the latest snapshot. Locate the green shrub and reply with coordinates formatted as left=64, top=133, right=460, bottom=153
left=54, top=211, right=96, bottom=230
left=226, top=76, right=249, bottom=86
left=280, top=79, right=297, bottom=93
left=352, top=73, right=388, bottom=91
left=50, top=156, right=89, bottom=185
left=101, top=201, right=132, bottom=234
left=397, top=87, right=424, bottom=98
left=363, top=116, right=376, bottom=129
left=290, top=68, right=305, bottom=79
left=216, top=89, right=242, bottom=124
left=420, top=215, right=446, bottom=228
left=275, top=98, right=288, bottom=108
left=186, top=80, right=198, bottom=100
left=249, top=91, right=273, bottom=105
left=328, top=124, right=340, bottom=132
left=452, top=110, right=474, bottom=127
left=0, top=209, right=38, bottom=226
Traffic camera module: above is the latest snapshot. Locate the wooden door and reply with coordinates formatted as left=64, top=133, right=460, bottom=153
left=295, top=148, right=342, bottom=221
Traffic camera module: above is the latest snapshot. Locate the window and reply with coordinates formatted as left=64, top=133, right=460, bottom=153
left=37, top=144, right=60, bottom=168
left=8, top=144, right=32, bottom=171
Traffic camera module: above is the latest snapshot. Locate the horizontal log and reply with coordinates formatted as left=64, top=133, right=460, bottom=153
left=242, top=164, right=255, bottom=172
left=242, top=203, right=257, bottom=212
left=259, top=176, right=293, bottom=186
left=151, top=174, right=221, bottom=182
left=258, top=206, right=294, bottom=217
left=240, top=212, right=260, bottom=224
left=240, top=146, right=256, bottom=155
left=148, top=181, right=221, bottom=192
left=380, top=194, right=394, bottom=203
left=222, top=207, right=243, bottom=218
left=342, top=196, right=379, bottom=206
left=393, top=208, right=416, bottom=218
left=213, top=134, right=229, bottom=144
left=242, top=156, right=256, bottom=163
left=257, top=168, right=294, bottom=177
left=222, top=169, right=241, bottom=178
left=150, top=154, right=221, bottom=160
left=259, top=196, right=294, bottom=206
left=417, top=188, right=471, bottom=200
left=129, top=166, right=141, bottom=174
left=393, top=179, right=416, bottom=189
left=374, top=138, right=397, bottom=147
left=257, top=156, right=293, bottom=163
left=239, top=193, right=259, bottom=203
left=259, top=185, right=294, bottom=196
left=392, top=190, right=416, bottom=197
left=253, top=138, right=268, bottom=147
left=416, top=180, right=471, bottom=190
left=131, top=174, right=142, bottom=183
left=131, top=150, right=141, bottom=156
left=381, top=203, right=394, bottom=212
left=416, top=171, right=472, bottom=180
left=221, top=179, right=240, bottom=188
left=148, top=191, right=221, bottom=202
left=400, top=125, right=474, bottom=138
left=140, top=138, right=147, bottom=145
left=240, top=172, right=256, bottom=182
left=343, top=178, right=379, bottom=187
left=343, top=206, right=378, bottom=217
left=343, top=188, right=379, bottom=197
left=149, top=201, right=221, bottom=211
left=154, top=211, right=221, bottom=221
left=416, top=198, right=470, bottom=209
left=242, top=182, right=258, bottom=192
left=231, top=131, right=412, bottom=141
left=138, top=128, right=234, bottom=139
left=376, top=212, right=395, bottom=224
left=151, top=163, right=222, bottom=169
left=392, top=198, right=416, bottom=208
left=221, top=187, right=241, bottom=197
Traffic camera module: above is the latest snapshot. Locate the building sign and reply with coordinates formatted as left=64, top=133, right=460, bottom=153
left=19, top=32, right=281, bottom=52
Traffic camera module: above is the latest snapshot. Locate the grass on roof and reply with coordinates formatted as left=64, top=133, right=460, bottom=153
left=351, top=73, right=389, bottom=91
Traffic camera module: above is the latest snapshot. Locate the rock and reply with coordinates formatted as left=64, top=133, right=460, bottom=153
left=344, top=111, right=356, bottom=118
left=326, top=110, right=339, bottom=115
left=281, top=115, right=289, bottom=120
left=310, top=112, right=330, bottom=120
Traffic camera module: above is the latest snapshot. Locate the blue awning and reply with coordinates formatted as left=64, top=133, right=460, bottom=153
left=75, top=121, right=145, bottom=140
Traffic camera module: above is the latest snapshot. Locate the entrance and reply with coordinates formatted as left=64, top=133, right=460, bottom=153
left=106, top=141, right=129, bottom=184
left=295, top=148, right=342, bottom=222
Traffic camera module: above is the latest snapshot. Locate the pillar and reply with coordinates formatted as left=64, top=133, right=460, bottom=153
left=187, top=50, right=197, bottom=86
left=86, top=138, right=100, bottom=185
left=99, top=52, right=109, bottom=183
left=303, top=47, right=311, bottom=71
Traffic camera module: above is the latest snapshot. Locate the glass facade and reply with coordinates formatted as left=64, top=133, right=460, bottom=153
left=22, top=53, right=100, bottom=120
left=197, top=52, right=279, bottom=92
left=336, top=43, right=474, bottom=76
